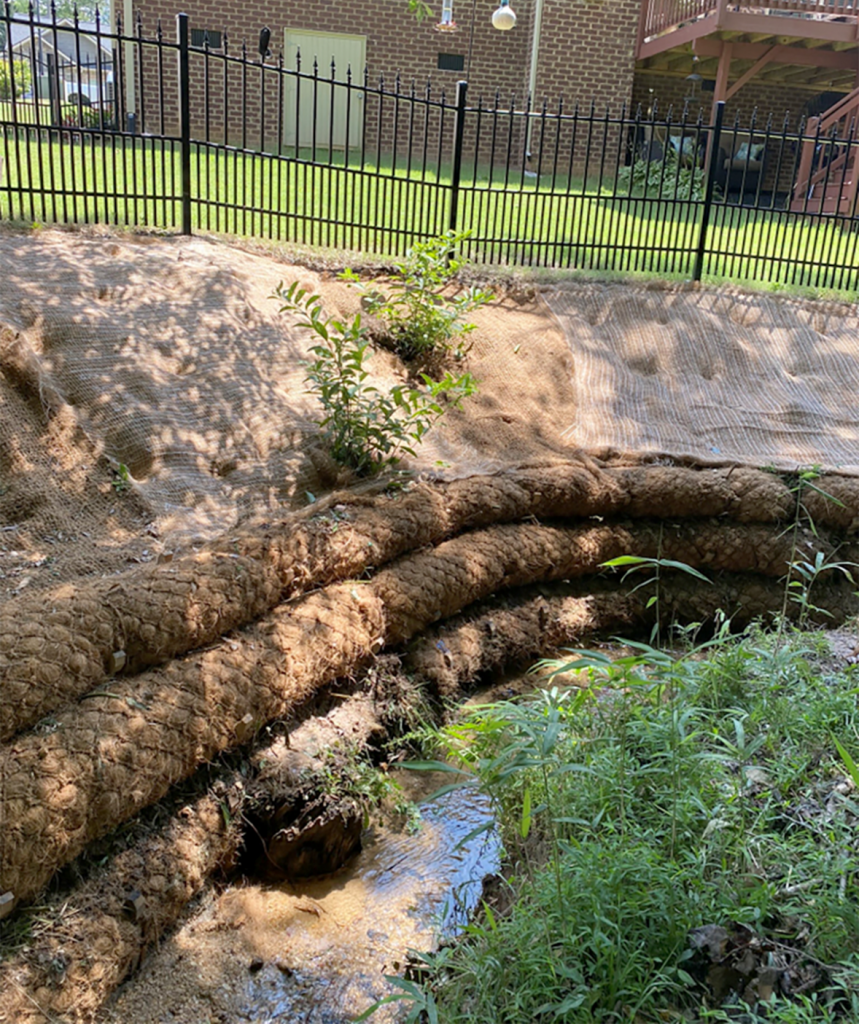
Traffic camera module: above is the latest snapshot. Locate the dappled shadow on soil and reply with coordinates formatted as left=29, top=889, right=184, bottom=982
left=545, top=281, right=859, bottom=474
left=0, top=228, right=577, bottom=599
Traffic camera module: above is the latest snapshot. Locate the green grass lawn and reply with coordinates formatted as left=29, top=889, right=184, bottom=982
left=2, top=128, right=859, bottom=294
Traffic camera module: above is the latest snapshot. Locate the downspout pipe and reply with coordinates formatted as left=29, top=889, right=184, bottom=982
left=124, top=0, right=136, bottom=130
left=526, top=0, right=545, bottom=156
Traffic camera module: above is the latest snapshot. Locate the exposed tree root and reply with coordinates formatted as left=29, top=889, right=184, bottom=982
left=1, top=517, right=853, bottom=905
left=2, top=462, right=858, bottom=741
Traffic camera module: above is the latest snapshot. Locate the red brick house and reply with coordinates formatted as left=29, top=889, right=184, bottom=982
left=126, top=0, right=859, bottom=209
left=126, top=0, right=641, bottom=123
left=128, top=0, right=859, bottom=117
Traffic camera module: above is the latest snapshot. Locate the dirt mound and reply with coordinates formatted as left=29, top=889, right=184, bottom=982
left=0, top=229, right=578, bottom=602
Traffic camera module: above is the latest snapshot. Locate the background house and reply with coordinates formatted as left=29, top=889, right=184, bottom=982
left=122, top=1, right=859, bottom=206
left=131, top=0, right=859, bottom=119
left=4, top=16, right=112, bottom=103
left=131, top=0, right=641, bottom=139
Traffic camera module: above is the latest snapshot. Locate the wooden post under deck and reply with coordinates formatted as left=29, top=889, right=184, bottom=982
left=711, top=41, right=732, bottom=124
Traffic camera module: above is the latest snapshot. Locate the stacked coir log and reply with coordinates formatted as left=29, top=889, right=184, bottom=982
left=2, top=461, right=859, bottom=1023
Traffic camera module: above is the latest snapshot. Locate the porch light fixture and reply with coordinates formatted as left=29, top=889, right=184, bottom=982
left=491, top=0, right=516, bottom=31
left=685, top=71, right=702, bottom=102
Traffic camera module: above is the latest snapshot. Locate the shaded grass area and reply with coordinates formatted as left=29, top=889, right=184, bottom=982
left=407, top=624, right=859, bottom=1023
left=2, top=128, right=859, bottom=294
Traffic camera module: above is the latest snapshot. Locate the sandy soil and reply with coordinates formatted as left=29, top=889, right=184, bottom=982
left=100, top=775, right=499, bottom=1024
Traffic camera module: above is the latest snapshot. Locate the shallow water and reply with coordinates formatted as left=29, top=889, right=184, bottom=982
left=105, top=775, right=500, bottom=1024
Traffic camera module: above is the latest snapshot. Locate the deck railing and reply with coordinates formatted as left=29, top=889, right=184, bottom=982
left=640, top=0, right=715, bottom=44
left=640, top=0, right=859, bottom=43
left=793, top=84, right=859, bottom=214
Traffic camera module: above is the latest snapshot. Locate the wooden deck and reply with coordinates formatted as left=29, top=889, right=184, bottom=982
left=638, top=1, right=859, bottom=60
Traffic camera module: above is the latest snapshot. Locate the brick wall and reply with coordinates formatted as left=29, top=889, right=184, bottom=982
left=531, top=0, right=640, bottom=113
left=130, top=0, right=641, bottom=161
left=632, top=70, right=821, bottom=127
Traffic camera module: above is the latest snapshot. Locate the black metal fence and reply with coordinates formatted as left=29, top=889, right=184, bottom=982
left=2, top=6, right=859, bottom=291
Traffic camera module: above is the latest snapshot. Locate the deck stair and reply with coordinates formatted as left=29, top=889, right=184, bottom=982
left=790, top=86, right=859, bottom=216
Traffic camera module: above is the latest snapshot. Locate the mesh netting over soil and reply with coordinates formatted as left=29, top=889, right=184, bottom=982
left=3, top=227, right=859, bottom=1023
left=0, top=228, right=577, bottom=600
left=3, top=462, right=859, bottom=743
left=544, top=281, right=859, bottom=473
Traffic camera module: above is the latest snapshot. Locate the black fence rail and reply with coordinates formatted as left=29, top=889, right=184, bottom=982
left=2, top=6, right=859, bottom=291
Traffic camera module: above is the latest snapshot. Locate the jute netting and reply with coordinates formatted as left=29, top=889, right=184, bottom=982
left=3, top=462, right=859, bottom=742
left=1, top=569, right=856, bottom=1024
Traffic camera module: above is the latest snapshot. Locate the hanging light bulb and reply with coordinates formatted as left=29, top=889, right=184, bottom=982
left=492, top=0, right=516, bottom=31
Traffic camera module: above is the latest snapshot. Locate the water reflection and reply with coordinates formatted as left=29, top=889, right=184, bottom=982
left=104, top=777, right=499, bottom=1024
left=240, top=781, right=499, bottom=1023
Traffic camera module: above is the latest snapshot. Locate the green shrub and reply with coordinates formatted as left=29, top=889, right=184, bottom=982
left=275, top=281, right=475, bottom=476
left=394, top=629, right=859, bottom=1022
left=341, top=230, right=493, bottom=361
left=616, top=148, right=711, bottom=201
left=0, top=59, right=32, bottom=101
left=61, top=103, right=105, bottom=129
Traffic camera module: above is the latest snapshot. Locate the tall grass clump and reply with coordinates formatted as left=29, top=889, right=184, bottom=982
left=399, top=621, right=859, bottom=1023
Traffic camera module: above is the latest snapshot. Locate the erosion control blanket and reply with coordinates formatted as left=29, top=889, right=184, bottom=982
left=544, top=283, right=859, bottom=474
left=0, top=229, right=574, bottom=576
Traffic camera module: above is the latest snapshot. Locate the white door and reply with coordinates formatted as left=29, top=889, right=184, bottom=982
left=283, top=30, right=366, bottom=150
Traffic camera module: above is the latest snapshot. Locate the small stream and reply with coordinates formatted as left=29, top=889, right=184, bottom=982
left=105, top=774, right=500, bottom=1024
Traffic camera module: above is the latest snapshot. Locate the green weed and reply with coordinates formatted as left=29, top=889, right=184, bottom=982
left=380, top=627, right=859, bottom=1023
left=274, top=280, right=475, bottom=475
left=341, top=230, right=493, bottom=361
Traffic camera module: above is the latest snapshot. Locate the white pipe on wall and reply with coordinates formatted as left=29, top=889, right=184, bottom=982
left=124, top=0, right=135, bottom=124
left=526, top=0, right=545, bottom=155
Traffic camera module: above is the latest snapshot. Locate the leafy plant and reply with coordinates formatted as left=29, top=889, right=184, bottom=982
left=774, top=467, right=854, bottom=651
left=600, top=550, right=711, bottom=645
left=275, top=281, right=475, bottom=476
left=405, top=0, right=434, bottom=22
left=111, top=462, right=131, bottom=493
left=340, top=231, right=493, bottom=361
left=381, top=625, right=859, bottom=1023
left=61, top=103, right=108, bottom=129
left=355, top=974, right=440, bottom=1023
left=786, top=549, right=856, bottom=628
left=308, top=749, right=422, bottom=831
left=616, top=147, right=711, bottom=201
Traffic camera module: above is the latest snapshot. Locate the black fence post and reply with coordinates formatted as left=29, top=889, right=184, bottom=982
left=448, top=78, right=468, bottom=236
left=693, top=100, right=724, bottom=282
left=177, top=12, right=192, bottom=235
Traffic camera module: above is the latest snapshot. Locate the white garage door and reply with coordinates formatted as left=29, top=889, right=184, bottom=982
left=283, top=29, right=366, bottom=150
